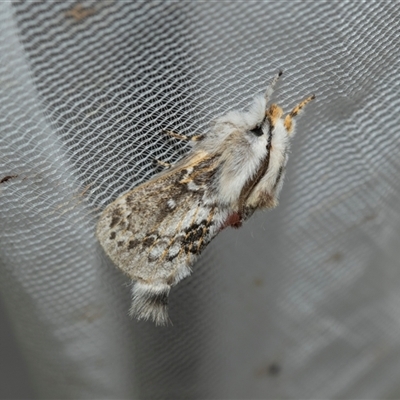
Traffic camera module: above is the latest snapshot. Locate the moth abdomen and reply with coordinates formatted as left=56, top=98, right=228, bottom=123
left=130, top=280, right=171, bottom=326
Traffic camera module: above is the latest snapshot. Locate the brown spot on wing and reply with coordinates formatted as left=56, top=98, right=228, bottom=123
left=125, top=195, right=135, bottom=207
left=194, top=208, right=215, bottom=255
left=142, top=235, right=157, bottom=247
left=110, top=216, right=119, bottom=228
left=128, top=239, right=140, bottom=250
left=109, top=206, right=123, bottom=228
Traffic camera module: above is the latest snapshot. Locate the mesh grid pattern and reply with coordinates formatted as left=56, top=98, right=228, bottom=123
left=1, top=1, right=400, bottom=398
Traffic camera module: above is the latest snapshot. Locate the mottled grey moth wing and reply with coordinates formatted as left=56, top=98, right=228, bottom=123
left=96, top=152, right=223, bottom=324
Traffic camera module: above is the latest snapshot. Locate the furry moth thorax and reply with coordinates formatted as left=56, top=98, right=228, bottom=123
left=96, top=71, right=315, bottom=325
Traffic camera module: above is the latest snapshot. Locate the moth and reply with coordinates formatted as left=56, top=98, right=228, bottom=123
left=96, top=71, right=314, bottom=325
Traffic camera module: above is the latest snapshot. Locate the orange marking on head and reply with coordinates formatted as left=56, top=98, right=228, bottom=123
left=266, top=104, right=283, bottom=129
left=284, top=115, right=293, bottom=133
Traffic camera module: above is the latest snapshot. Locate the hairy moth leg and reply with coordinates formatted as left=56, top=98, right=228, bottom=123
left=153, top=158, right=172, bottom=169
left=154, top=130, right=205, bottom=170
left=130, top=280, right=171, bottom=326
left=163, top=129, right=204, bottom=142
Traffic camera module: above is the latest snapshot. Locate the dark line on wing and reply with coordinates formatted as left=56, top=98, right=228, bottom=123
left=272, top=165, right=284, bottom=190
left=238, top=120, right=273, bottom=212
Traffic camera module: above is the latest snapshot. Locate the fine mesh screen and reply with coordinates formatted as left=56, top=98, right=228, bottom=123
left=1, top=1, right=400, bottom=399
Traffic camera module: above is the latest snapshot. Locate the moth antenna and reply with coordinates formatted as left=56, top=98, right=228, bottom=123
left=264, top=69, right=283, bottom=103
left=284, top=94, right=315, bottom=134
left=129, top=281, right=171, bottom=326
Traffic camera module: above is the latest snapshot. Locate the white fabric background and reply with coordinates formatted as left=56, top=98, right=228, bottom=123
left=0, top=1, right=399, bottom=399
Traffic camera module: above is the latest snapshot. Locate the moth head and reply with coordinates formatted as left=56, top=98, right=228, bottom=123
left=202, top=72, right=315, bottom=206
left=211, top=70, right=314, bottom=144
left=241, top=90, right=316, bottom=213
left=246, top=91, right=316, bottom=140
